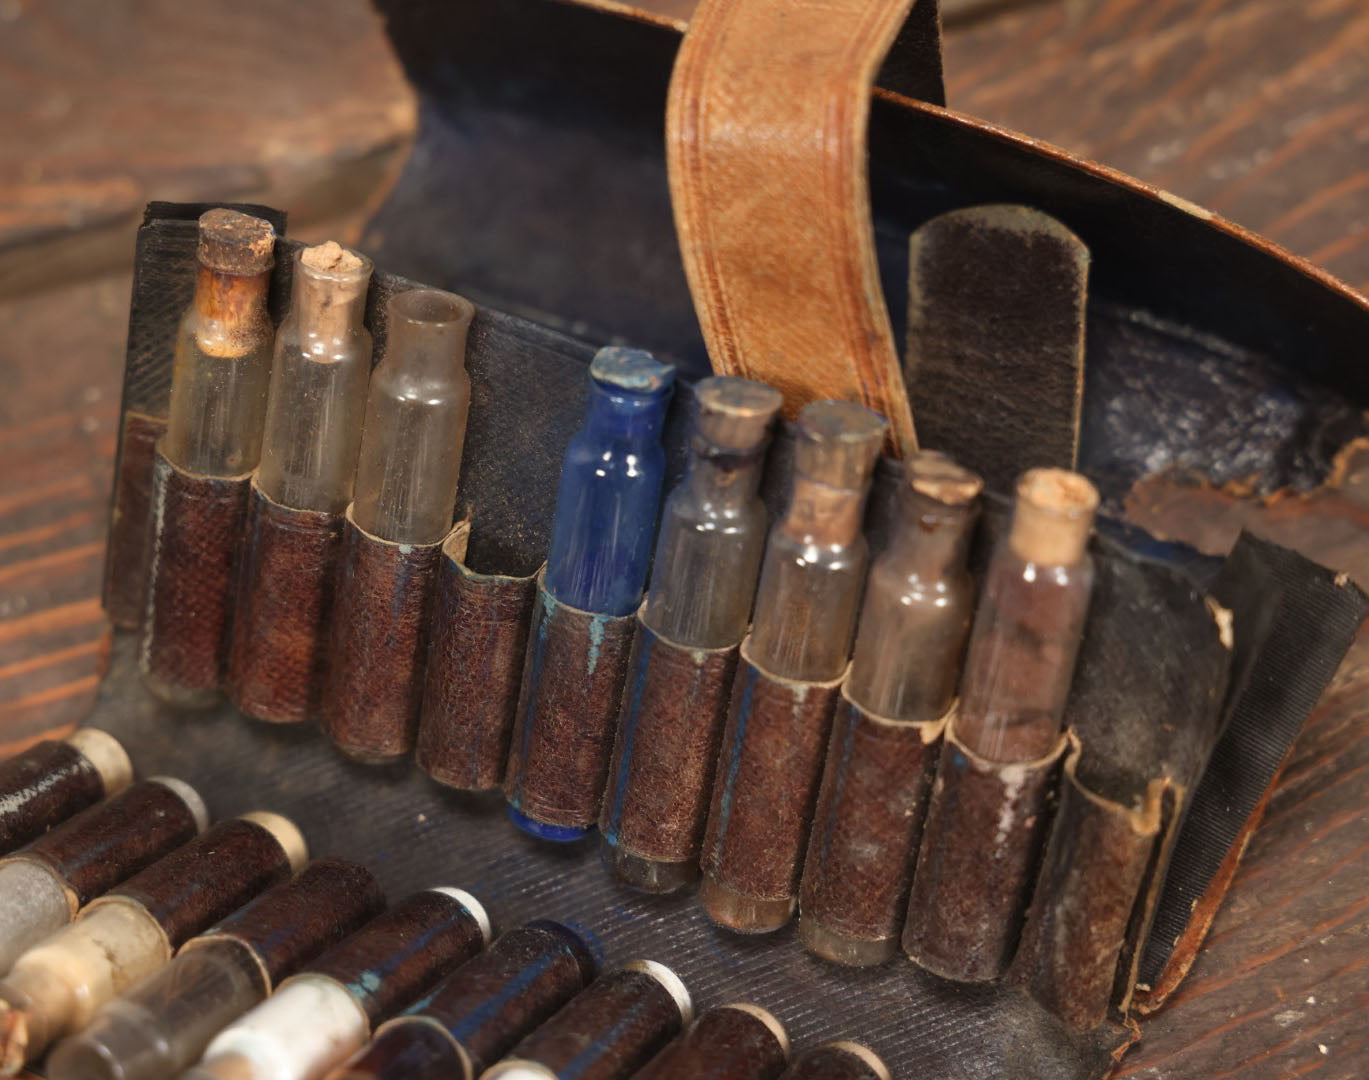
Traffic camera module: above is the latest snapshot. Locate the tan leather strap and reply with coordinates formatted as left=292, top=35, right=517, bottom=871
left=667, top=0, right=941, bottom=456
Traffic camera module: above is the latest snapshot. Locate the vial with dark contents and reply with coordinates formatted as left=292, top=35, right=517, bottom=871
left=953, top=467, right=1098, bottom=762
left=746, top=401, right=887, bottom=681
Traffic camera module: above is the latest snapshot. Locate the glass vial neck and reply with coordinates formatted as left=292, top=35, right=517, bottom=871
left=1007, top=468, right=1099, bottom=566
left=780, top=399, right=887, bottom=542
left=291, top=243, right=371, bottom=346
left=885, top=452, right=983, bottom=577
left=192, top=266, right=271, bottom=357
left=380, top=289, right=474, bottom=385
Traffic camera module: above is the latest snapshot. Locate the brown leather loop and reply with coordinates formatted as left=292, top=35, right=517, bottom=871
left=667, top=0, right=942, bottom=456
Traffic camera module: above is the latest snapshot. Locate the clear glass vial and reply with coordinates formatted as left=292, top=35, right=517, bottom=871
left=163, top=209, right=276, bottom=477
left=350, top=289, right=475, bottom=544
left=844, top=451, right=982, bottom=719
left=641, top=376, right=781, bottom=648
left=747, top=401, right=887, bottom=682
left=543, top=348, right=676, bottom=616
left=255, top=242, right=374, bottom=513
left=954, top=467, right=1099, bottom=762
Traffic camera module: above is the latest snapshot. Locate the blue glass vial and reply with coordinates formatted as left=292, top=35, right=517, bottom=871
left=542, top=347, right=676, bottom=615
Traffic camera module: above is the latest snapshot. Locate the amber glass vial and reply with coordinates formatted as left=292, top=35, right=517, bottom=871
left=322, top=920, right=596, bottom=1080
left=953, top=468, right=1099, bottom=762
left=483, top=962, right=691, bottom=1080
left=634, top=1003, right=789, bottom=1080
left=799, top=452, right=980, bottom=966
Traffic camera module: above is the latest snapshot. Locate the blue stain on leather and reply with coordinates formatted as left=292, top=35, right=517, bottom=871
left=710, top=663, right=758, bottom=850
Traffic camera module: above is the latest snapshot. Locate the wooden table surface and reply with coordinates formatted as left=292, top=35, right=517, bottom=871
left=0, top=2, right=1365, bottom=1077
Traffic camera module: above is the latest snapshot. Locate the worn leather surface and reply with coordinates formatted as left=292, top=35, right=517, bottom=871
left=600, top=621, right=739, bottom=868
left=103, top=411, right=166, bottom=629
left=799, top=694, right=945, bottom=954
left=504, top=967, right=683, bottom=1078
left=305, top=889, right=485, bottom=1026
left=417, top=531, right=538, bottom=792
left=103, top=817, right=293, bottom=949
left=0, top=740, right=103, bottom=856
left=201, top=857, right=383, bottom=989
left=321, top=514, right=445, bottom=763
left=140, top=451, right=251, bottom=699
left=19, top=779, right=200, bottom=907
left=229, top=486, right=344, bottom=725
left=781, top=1045, right=885, bottom=1079
left=667, top=0, right=927, bottom=454
left=701, top=646, right=844, bottom=912
left=905, top=206, right=1087, bottom=492
left=635, top=1004, right=789, bottom=1080
left=504, top=582, right=637, bottom=830
left=903, top=723, right=1066, bottom=983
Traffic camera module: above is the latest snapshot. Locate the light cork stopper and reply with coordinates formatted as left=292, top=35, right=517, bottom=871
left=1008, top=467, right=1099, bottom=566
left=795, top=400, right=887, bottom=489
left=906, top=450, right=983, bottom=507
left=694, top=376, right=783, bottom=451
left=64, top=730, right=133, bottom=796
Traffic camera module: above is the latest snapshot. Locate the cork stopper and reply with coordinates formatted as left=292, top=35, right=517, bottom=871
left=239, top=812, right=308, bottom=872
left=146, top=776, right=211, bottom=833
left=794, top=400, right=888, bottom=489
left=589, top=347, right=675, bottom=395
left=694, top=376, right=783, bottom=451
left=724, top=1003, right=790, bottom=1057
left=64, top=730, right=133, bottom=796
left=1008, top=467, right=1099, bottom=566
left=825, top=1042, right=892, bottom=1080
left=906, top=450, right=983, bottom=507
left=196, top=210, right=275, bottom=275
left=299, top=240, right=364, bottom=276
left=624, top=959, right=694, bottom=1026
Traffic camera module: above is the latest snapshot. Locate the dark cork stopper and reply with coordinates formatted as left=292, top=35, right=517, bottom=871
left=198, top=858, right=384, bottom=989
left=0, top=740, right=107, bottom=856
left=700, top=646, right=844, bottom=930
left=197, top=209, right=275, bottom=275
left=417, top=542, right=538, bottom=791
left=504, top=585, right=637, bottom=829
left=799, top=693, right=943, bottom=964
left=634, top=1004, right=789, bottom=1080
left=140, top=450, right=253, bottom=704
left=600, top=622, right=740, bottom=876
left=329, top=1019, right=463, bottom=1080
left=403, top=920, right=597, bottom=1076
left=497, top=963, right=689, bottom=1079
left=306, top=888, right=488, bottom=1027
left=103, top=411, right=167, bottom=629
left=321, top=515, right=445, bottom=762
left=22, top=778, right=204, bottom=906
left=105, top=816, right=299, bottom=948
left=229, top=485, right=346, bottom=725
left=779, top=1042, right=890, bottom=1080
left=903, top=722, right=1066, bottom=982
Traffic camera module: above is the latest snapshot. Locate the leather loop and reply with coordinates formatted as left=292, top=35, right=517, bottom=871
left=667, top=0, right=943, bottom=456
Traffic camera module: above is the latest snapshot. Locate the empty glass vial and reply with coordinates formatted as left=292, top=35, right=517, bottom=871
left=163, top=209, right=276, bottom=477
left=641, top=377, right=781, bottom=647
left=844, top=451, right=982, bottom=718
left=747, top=401, right=887, bottom=681
left=350, top=289, right=475, bottom=544
left=954, top=467, right=1099, bottom=762
left=543, top=348, right=676, bottom=616
left=255, top=242, right=374, bottom=513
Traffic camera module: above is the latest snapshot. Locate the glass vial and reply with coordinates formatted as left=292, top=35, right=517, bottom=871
left=350, top=289, right=475, bottom=545
left=747, top=401, right=887, bottom=681
left=543, top=348, right=676, bottom=616
left=642, top=376, right=781, bottom=647
left=844, top=451, right=981, bottom=718
left=954, top=467, right=1099, bottom=762
left=255, top=242, right=374, bottom=513
left=163, top=209, right=276, bottom=477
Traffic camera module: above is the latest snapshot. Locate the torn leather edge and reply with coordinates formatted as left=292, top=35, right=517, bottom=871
left=417, top=524, right=540, bottom=792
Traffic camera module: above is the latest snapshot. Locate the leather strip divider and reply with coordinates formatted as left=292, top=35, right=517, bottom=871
left=140, top=448, right=252, bottom=706
left=417, top=523, right=539, bottom=792
left=503, top=573, right=637, bottom=832
left=667, top=0, right=948, bottom=457
left=229, top=483, right=345, bottom=725
left=320, top=508, right=448, bottom=764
